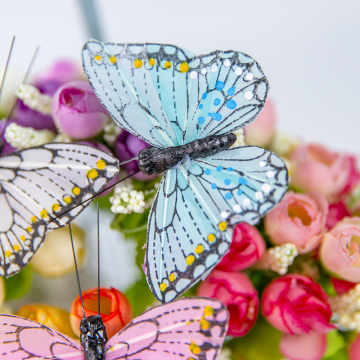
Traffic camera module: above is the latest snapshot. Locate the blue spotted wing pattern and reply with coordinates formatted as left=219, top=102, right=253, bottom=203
left=146, top=146, right=288, bottom=302
left=0, top=143, right=119, bottom=277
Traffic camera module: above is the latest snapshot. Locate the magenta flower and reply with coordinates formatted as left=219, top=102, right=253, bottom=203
left=52, top=81, right=109, bottom=139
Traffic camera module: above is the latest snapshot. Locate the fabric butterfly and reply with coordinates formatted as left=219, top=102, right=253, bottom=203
left=0, top=143, right=119, bottom=277
left=0, top=297, right=228, bottom=360
left=82, top=41, right=289, bottom=303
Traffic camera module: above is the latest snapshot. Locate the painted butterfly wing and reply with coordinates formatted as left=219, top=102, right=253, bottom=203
left=0, top=143, right=119, bottom=276
left=0, top=314, right=83, bottom=360
left=82, top=41, right=267, bottom=147
left=146, top=146, right=288, bottom=302
left=105, top=298, right=228, bottom=360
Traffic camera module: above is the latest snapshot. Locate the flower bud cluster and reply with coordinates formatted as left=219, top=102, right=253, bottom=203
left=110, top=184, right=147, bottom=214
left=15, top=84, right=52, bottom=115
left=266, top=243, right=298, bottom=275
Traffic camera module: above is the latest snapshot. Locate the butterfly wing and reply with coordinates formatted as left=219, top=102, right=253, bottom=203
left=105, top=298, right=228, bottom=360
left=0, top=142, right=119, bottom=276
left=146, top=146, right=288, bottom=302
left=0, top=314, right=83, bottom=359
left=82, top=40, right=267, bottom=147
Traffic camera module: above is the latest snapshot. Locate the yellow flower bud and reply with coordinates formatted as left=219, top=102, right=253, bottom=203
left=17, top=304, right=77, bottom=338
left=31, top=224, right=85, bottom=278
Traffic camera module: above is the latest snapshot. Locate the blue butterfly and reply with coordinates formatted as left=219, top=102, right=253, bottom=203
left=82, top=41, right=288, bottom=303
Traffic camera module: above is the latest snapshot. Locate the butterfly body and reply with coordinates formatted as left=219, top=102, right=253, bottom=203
left=80, top=315, right=108, bottom=360
left=138, top=133, right=236, bottom=175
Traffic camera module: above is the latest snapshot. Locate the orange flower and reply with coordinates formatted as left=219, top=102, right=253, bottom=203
left=70, top=287, right=132, bottom=338
left=17, top=304, right=77, bottom=338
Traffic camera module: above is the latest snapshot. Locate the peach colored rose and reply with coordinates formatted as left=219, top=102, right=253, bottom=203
left=264, top=192, right=328, bottom=254
left=320, top=217, right=360, bottom=282
left=70, top=287, right=132, bottom=338
left=261, top=275, right=334, bottom=334
left=215, top=223, right=266, bottom=272
left=197, top=270, right=258, bottom=337
left=244, top=99, right=276, bottom=147
left=290, top=143, right=353, bottom=200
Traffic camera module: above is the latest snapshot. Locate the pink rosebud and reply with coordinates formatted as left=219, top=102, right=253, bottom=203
left=52, top=81, right=109, bottom=139
left=197, top=270, right=258, bottom=337
left=264, top=192, right=328, bottom=254
left=261, top=275, right=334, bottom=335
left=290, top=143, right=353, bottom=200
left=280, top=332, right=327, bottom=360
left=320, top=216, right=360, bottom=282
left=244, top=99, right=276, bottom=147
left=349, top=332, right=360, bottom=360
left=216, top=223, right=265, bottom=272
left=331, top=277, right=356, bottom=295
left=326, top=201, right=351, bottom=228
left=340, top=155, right=360, bottom=196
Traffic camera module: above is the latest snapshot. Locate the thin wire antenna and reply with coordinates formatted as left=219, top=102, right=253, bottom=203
left=119, top=156, right=138, bottom=165
left=7, top=45, right=40, bottom=120
left=0, top=36, right=15, bottom=106
left=49, top=169, right=140, bottom=224
left=78, top=0, right=104, bottom=40
left=69, top=223, right=86, bottom=319
left=97, top=203, right=100, bottom=315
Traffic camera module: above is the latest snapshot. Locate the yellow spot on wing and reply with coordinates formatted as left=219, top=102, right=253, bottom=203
left=148, top=58, right=155, bottom=66
left=31, top=216, right=37, bottom=223
left=52, top=204, right=60, bottom=212
left=208, top=233, right=216, bottom=243
left=96, top=159, right=106, bottom=170
left=195, top=244, right=204, bottom=254
left=134, top=59, right=143, bottom=68
left=64, top=196, right=72, bottom=204
left=204, top=306, right=214, bottom=317
left=219, top=221, right=227, bottom=231
left=200, top=318, right=210, bottom=330
left=5, top=250, right=11, bottom=257
left=186, top=254, right=195, bottom=266
left=95, top=54, right=102, bottom=61
left=72, top=187, right=81, bottom=195
left=164, top=61, right=172, bottom=69
left=87, top=169, right=98, bottom=179
left=169, top=273, right=176, bottom=282
left=189, top=343, right=201, bottom=355
left=179, top=62, right=189, bottom=73
left=109, top=56, right=116, bottom=64
left=160, top=282, right=167, bottom=292
left=13, top=245, right=20, bottom=252
left=20, top=235, right=26, bottom=241
left=26, top=227, right=32, bottom=233
left=40, top=210, right=48, bottom=218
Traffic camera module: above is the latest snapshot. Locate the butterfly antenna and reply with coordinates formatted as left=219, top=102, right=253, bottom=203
left=0, top=36, right=15, bottom=106
left=50, top=169, right=140, bottom=224
left=69, top=223, right=86, bottom=319
left=119, top=157, right=138, bottom=165
left=7, top=45, right=40, bottom=120
left=97, top=202, right=100, bottom=315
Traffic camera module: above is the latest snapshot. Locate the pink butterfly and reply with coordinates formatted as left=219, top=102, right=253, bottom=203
left=0, top=297, right=228, bottom=359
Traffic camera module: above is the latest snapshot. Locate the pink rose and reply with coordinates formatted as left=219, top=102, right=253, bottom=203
left=261, top=275, right=334, bottom=334
left=326, top=201, right=351, bottom=228
left=53, top=81, right=109, bottom=139
left=264, top=192, right=328, bottom=254
left=290, top=143, right=353, bottom=200
left=349, top=333, right=360, bottom=360
left=244, top=99, right=276, bottom=147
left=197, top=270, right=258, bottom=336
left=216, top=223, right=265, bottom=272
left=320, top=217, right=360, bottom=282
left=280, top=332, right=327, bottom=360
left=340, top=155, right=360, bottom=196
left=331, top=277, right=356, bottom=295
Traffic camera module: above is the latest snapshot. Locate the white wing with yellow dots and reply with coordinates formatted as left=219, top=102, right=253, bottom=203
left=0, top=143, right=119, bottom=277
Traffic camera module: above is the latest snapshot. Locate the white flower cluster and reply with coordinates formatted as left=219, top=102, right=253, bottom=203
left=15, top=84, right=52, bottom=115
left=218, top=348, right=232, bottom=360
left=331, top=284, right=360, bottom=332
left=271, top=130, right=300, bottom=157
left=5, top=123, right=55, bottom=149
left=103, top=121, right=122, bottom=146
left=267, top=243, right=298, bottom=275
left=231, top=128, right=245, bottom=148
left=110, top=184, right=146, bottom=214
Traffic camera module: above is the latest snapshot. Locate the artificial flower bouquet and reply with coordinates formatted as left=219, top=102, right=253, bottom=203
left=0, top=57, right=360, bottom=360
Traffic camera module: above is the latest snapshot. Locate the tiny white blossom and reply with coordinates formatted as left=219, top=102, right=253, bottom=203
left=15, top=84, right=52, bottom=115
left=5, top=123, right=55, bottom=149
left=271, top=131, right=300, bottom=157
left=103, top=121, right=122, bottom=146
left=110, top=184, right=147, bottom=214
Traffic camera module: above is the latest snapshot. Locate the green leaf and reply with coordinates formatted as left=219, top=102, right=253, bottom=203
left=323, top=330, right=346, bottom=358
left=125, top=276, right=156, bottom=317
left=323, top=348, right=348, bottom=360
left=227, top=316, right=282, bottom=360
left=4, top=265, right=32, bottom=300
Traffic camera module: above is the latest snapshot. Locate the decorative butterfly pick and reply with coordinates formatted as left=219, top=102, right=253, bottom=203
left=82, top=41, right=289, bottom=303
left=0, top=297, right=228, bottom=360
left=0, top=143, right=119, bottom=276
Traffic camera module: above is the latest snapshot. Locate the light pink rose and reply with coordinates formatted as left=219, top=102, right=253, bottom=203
left=53, top=81, right=109, bottom=139
left=320, top=217, right=360, bottom=282
left=197, top=270, right=258, bottom=337
left=280, top=332, right=327, bottom=360
left=349, top=332, right=360, bottom=360
left=290, top=143, right=353, bottom=200
left=264, top=192, right=328, bottom=254
left=244, top=99, right=276, bottom=147
left=215, top=223, right=266, bottom=272
left=261, top=275, right=334, bottom=334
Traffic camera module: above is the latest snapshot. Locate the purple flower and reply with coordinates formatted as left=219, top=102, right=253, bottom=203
left=52, top=81, right=109, bottom=139
left=0, top=119, right=15, bottom=155
left=115, top=130, right=156, bottom=181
